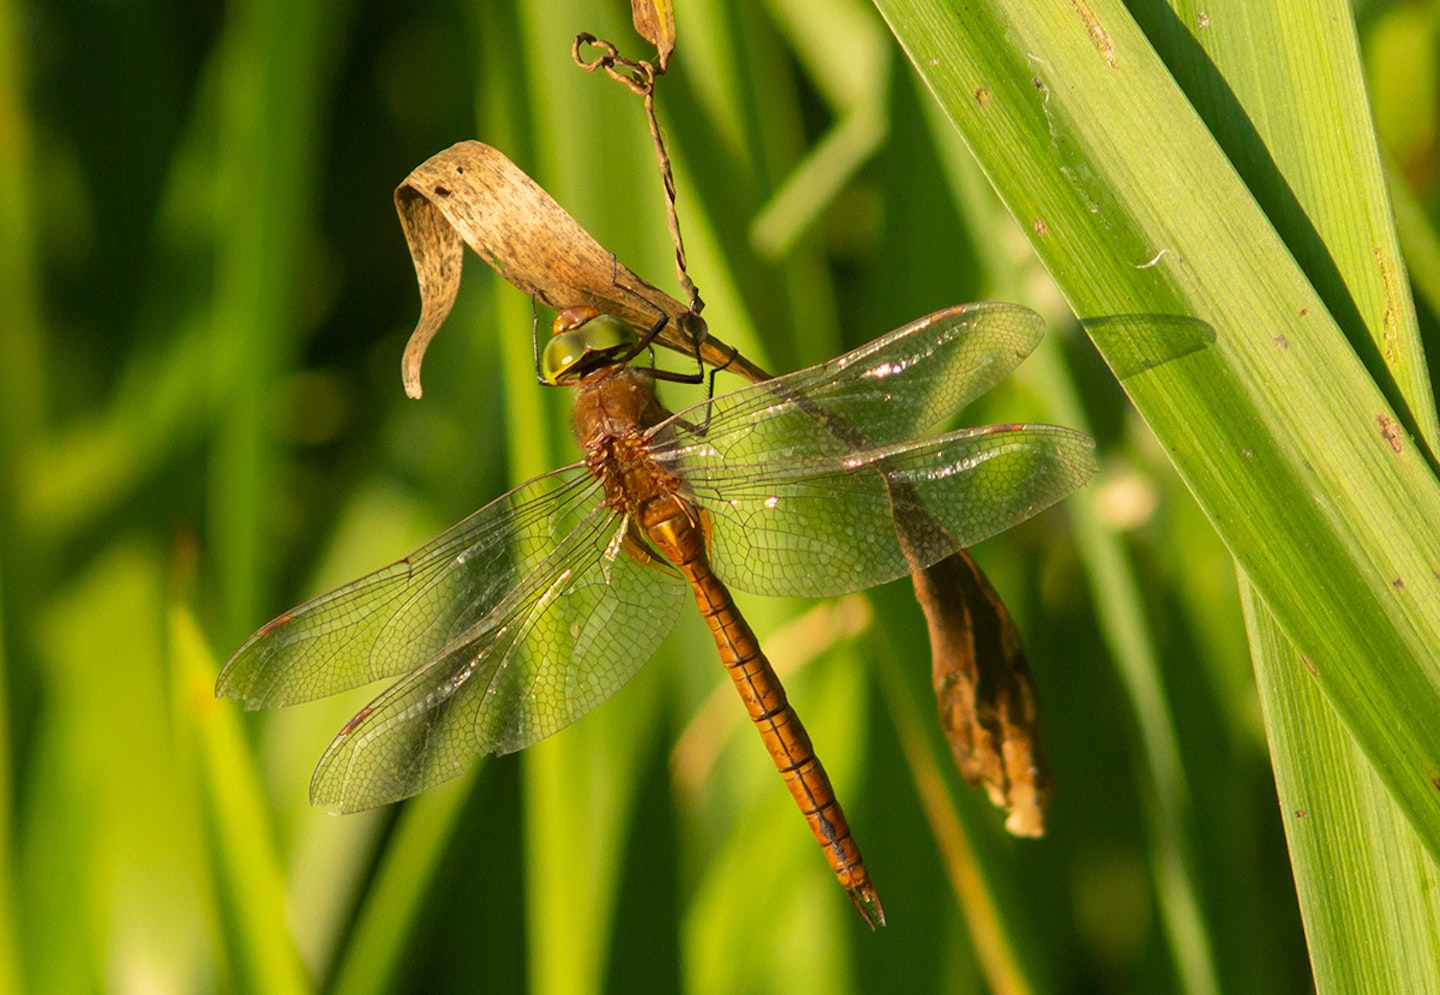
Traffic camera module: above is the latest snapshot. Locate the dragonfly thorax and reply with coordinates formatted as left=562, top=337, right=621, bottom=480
left=573, top=364, right=680, bottom=517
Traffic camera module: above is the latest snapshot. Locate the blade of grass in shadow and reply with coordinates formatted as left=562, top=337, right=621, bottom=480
left=748, top=0, right=891, bottom=258
left=871, top=630, right=1035, bottom=995
left=0, top=0, right=38, bottom=985
left=873, top=0, right=1440, bottom=879
left=0, top=561, right=15, bottom=994
left=327, top=780, right=476, bottom=995
left=1387, top=152, right=1440, bottom=330
left=1153, top=2, right=1440, bottom=987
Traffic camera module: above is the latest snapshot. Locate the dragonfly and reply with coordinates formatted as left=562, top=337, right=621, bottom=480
left=217, top=301, right=1096, bottom=929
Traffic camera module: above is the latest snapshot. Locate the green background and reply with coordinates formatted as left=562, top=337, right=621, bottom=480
left=3, top=0, right=1437, bottom=990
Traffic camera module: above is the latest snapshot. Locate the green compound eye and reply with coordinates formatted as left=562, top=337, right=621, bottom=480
left=541, top=313, right=638, bottom=384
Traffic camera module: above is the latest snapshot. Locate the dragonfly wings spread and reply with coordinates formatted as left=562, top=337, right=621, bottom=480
left=219, top=464, right=602, bottom=707
left=218, top=463, right=688, bottom=812
left=309, top=506, right=686, bottom=811
left=666, top=302, right=1045, bottom=458
left=651, top=303, right=1092, bottom=598
left=675, top=423, right=1096, bottom=598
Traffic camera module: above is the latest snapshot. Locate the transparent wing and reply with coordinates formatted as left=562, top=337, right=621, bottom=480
left=673, top=423, right=1096, bottom=599
left=218, top=463, right=603, bottom=707
left=307, top=508, right=687, bottom=812
left=647, top=303, right=1092, bottom=598
left=659, top=302, right=1044, bottom=459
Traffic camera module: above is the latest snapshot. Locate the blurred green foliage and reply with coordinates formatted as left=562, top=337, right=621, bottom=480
left=3, top=0, right=1437, bottom=991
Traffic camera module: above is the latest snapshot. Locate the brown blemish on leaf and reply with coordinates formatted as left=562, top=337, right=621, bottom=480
left=1272, top=334, right=1288, bottom=349
left=1430, top=773, right=1440, bottom=792
left=393, top=141, right=765, bottom=397
left=1197, top=11, right=1210, bottom=29
left=1377, top=413, right=1404, bottom=453
left=975, top=87, right=992, bottom=105
left=1069, top=0, right=1117, bottom=66
left=1033, top=219, right=1048, bottom=236
left=1293, top=809, right=1307, bottom=818
left=915, top=550, right=1052, bottom=837
left=1374, top=247, right=1402, bottom=365
left=1299, top=307, right=1308, bottom=317
left=1301, top=655, right=1318, bottom=678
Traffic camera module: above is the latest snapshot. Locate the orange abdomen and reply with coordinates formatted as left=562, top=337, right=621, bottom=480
left=640, top=492, right=884, bottom=929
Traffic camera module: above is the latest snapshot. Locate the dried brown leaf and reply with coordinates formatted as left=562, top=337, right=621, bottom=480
left=394, top=141, right=766, bottom=397
left=914, top=550, right=1051, bottom=837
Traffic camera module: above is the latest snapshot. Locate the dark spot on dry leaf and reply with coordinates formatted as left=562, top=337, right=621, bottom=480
left=434, top=186, right=451, bottom=198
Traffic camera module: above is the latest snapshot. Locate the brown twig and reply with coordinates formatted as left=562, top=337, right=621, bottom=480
left=572, top=33, right=703, bottom=318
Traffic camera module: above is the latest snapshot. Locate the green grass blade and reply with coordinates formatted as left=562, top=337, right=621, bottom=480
left=208, top=0, right=336, bottom=643
left=176, top=598, right=311, bottom=994
left=1166, top=2, right=1440, bottom=988
left=1245, top=584, right=1440, bottom=990
left=874, top=0, right=1440, bottom=870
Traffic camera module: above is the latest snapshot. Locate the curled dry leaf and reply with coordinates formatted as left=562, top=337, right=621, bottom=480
left=913, top=549, right=1052, bottom=837
left=394, top=141, right=767, bottom=398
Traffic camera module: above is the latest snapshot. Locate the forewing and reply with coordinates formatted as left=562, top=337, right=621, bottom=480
left=659, top=302, right=1044, bottom=459
left=677, top=424, right=1096, bottom=598
left=308, top=509, right=688, bottom=811
left=217, top=463, right=601, bottom=708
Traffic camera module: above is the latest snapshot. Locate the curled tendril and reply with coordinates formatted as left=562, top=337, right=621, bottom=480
left=572, top=33, right=656, bottom=97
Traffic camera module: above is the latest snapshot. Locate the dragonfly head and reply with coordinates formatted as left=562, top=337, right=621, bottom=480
left=542, top=306, right=640, bottom=385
